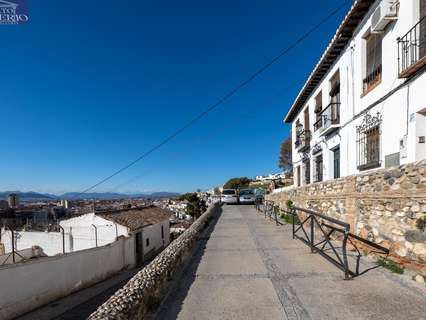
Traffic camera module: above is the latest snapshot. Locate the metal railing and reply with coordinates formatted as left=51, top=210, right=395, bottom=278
left=294, top=129, right=311, bottom=151
left=254, top=199, right=279, bottom=225
left=255, top=200, right=390, bottom=280
left=313, top=102, right=340, bottom=132
left=290, top=206, right=352, bottom=279
left=398, top=16, right=426, bottom=77
left=313, top=117, right=322, bottom=132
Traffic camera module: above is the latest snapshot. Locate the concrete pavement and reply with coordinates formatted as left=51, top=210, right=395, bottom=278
left=156, top=204, right=426, bottom=320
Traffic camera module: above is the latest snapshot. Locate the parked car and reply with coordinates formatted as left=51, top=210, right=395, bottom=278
left=221, top=189, right=238, bottom=204
left=239, top=189, right=256, bottom=204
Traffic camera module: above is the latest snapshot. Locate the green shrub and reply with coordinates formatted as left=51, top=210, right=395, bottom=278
left=376, top=258, right=404, bottom=274
left=280, top=212, right=300, bottom=225
left=286, top=200, right=294, bottom=209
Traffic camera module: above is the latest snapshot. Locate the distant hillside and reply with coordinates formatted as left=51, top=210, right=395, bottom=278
left=0, top=191, right=56, bottom=201
left=60, top=192, right=180, bottom=200
left=0, top=191, right=180, bottom=201
left=149, top=192, right=180, bottom=198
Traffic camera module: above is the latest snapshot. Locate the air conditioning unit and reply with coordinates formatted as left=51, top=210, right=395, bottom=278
left=371, top=0, right=399, bottom=33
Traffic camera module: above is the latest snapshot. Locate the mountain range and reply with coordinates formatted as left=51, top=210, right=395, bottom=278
left=0, top=191, right=180, bottom=201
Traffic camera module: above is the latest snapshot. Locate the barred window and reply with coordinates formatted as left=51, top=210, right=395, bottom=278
left=356, top=113, right=382, bottom=170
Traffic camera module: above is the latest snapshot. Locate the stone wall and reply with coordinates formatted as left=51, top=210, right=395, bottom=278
left=88, top=202, right=221, bottom=320
left=267, top=160, right=426, bottom=275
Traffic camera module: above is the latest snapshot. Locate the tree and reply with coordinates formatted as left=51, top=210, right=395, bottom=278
left=278, top=136, right=293, bottom=172
left=179, top=192, right=206, bottom=220
left=223, top=177, right=251, bottom=189
left=213, top=187, right=221, bottom=195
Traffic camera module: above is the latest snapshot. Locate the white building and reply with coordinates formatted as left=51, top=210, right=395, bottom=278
left=1, top=206, right=172, bottom=265
left=60, top=206, right=172, bottom=264
left=286, top=0, right=426, bottom=186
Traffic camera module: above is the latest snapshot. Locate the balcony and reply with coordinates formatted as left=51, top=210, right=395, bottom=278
left=313, top=102, right=341, bottom=136
left=295, top=129, right=311, bottom=152
left=398, top=16, right=426, bottom=78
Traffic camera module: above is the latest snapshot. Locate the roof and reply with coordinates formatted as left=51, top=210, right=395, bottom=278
left=284, top=0, right=376, bottom=123
left=98, top=205, right=172, bottom=231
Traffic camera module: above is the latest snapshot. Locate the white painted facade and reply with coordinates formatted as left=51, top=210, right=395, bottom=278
left=289, top=0, right=426, bottom=186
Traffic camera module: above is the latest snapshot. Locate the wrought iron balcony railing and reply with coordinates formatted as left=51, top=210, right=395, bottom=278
left=398, top=16, right=426, bottom=78
left=313, top=102, right=341, bottom=133
left=295, top=129, right=311, bottom=152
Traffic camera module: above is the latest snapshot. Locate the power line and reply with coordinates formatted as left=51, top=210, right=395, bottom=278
left=73, top=0, right=350, bottom=199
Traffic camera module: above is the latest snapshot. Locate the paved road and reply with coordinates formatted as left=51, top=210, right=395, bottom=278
left=156, top=205, right=426, bottom=320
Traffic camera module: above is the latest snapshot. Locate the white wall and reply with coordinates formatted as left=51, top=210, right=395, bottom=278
left=60, top=213, right=128, bottom=251
left=0, top=213, right=127, bottom=256
left=0, top=236, right=135, bottom=320
left=1, top=229, right=69, bottom=256
left=291, top=0, right=426, bottom=186
left=141, top=220, right=170, bottom=258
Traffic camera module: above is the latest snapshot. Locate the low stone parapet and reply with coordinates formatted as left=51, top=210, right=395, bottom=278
left=88, top=202, right=221, bottom=320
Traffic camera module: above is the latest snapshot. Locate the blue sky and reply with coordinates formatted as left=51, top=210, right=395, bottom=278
left=0, top=0, right=351, bottom=194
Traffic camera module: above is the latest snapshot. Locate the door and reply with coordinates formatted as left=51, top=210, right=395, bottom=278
left=333, top=147, right=340, bottom=179
left=135, top=232, right=144, bottom=266
left=420, top=0, right=426, bottom=58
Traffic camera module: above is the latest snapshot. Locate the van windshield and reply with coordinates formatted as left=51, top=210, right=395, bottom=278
left=222, top=190, right=236, bottom=195
left=239, top=189, right=254, bottom=195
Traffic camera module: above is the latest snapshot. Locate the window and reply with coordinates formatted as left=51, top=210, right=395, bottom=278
left=333, top=147, right=340, bottom=179
left=330, top=72, right=340, bottom=104
left=161, top=225, right=164, bottom=239
left=303, top=159, right=310, bottom=185
left=363, top=32, right=382, bottom=94
left=313, top=154, right=323, bottom=183
left=314, top=92, right=323, bottom=131
left=146, top=238, right=150, bottom=247
left=357, top=113, right=382, bottom=170
left=326, top=72, right=341, bottom=128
